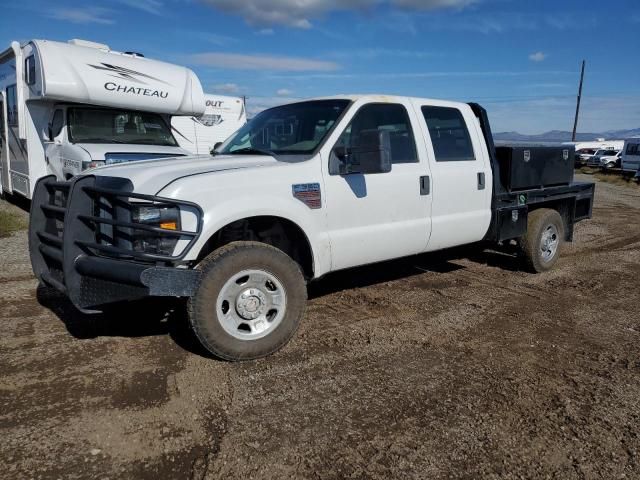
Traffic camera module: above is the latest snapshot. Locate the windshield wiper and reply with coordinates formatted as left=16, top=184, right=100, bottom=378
left=226, top=147, right=275, bottom=157
left=76, top=138, right=126, bottom=144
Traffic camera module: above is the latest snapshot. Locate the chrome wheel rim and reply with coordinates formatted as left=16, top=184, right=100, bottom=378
left=216, top=269, right=287, bottom=340
left=540, top=224, right=559, bottom=262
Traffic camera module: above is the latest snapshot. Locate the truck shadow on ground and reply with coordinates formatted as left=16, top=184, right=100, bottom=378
left=308, top=244, right=522, bottom=299
left=36, top=286, right=214, bottom=358
left=36, top=244, right=523, bottom=358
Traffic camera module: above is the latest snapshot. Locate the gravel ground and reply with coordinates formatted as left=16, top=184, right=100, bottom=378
left=1, top=174, right=639, bottom=479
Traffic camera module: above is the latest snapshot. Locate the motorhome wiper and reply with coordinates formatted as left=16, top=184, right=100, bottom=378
left=77, top=138, right=127, bottom=144
left=227, top=147, right=275, bottom=157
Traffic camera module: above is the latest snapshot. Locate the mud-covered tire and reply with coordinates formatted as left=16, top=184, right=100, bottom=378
left=188, top=241, right=307, bottom=361
left=520, top=208, right=565, bottom=273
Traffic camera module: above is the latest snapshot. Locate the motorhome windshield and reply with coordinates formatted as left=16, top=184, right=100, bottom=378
left=68, top=108, right=178, bottom=146
left=218, top=100, right=350, bottom=156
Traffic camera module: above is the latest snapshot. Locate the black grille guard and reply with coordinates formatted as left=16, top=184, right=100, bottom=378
left=29, top=175, right=203, bottom=311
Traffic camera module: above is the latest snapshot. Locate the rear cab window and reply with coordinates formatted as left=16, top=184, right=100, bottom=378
left=421, top=106, right=476, bottom=162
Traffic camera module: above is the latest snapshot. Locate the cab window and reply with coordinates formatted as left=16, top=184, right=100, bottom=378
left=422, top=106, right=476, bottom=162
left=334, top=103, right=418, bottom=164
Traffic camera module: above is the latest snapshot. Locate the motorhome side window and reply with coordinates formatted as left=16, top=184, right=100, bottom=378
left=50, top=110, right=64, bottom=139
left=422, top=106, right=476, bottom=162
left=25, top=56, right=36, bottom=86
left=6, top=85, right=18, bottom=126
left=335, top=103, right=418, bottom=164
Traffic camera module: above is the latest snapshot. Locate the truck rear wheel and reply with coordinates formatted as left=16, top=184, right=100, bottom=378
left=520, top=208, right=564, bottom=273
left=188, top=241, right=307, bottom=361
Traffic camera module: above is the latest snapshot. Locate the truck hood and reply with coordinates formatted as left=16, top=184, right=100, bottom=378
left=87, top=154, right=282, bottom=194
left=77, top=143, right=189, bottom=160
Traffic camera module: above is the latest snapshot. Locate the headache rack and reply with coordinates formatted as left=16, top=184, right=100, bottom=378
left=30, top=175, right=203, bottom=304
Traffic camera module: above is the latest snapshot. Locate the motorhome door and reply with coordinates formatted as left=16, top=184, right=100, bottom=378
left=0, top=92, right=8, bottom=194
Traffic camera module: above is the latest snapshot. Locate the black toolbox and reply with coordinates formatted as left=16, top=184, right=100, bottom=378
left=495, top=146, right=575, bottom=191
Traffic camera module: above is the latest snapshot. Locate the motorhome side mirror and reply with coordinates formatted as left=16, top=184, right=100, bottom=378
left=213, top=142, right=223, bottom=152
left=46, top=125, right=53, bottom=142
left=335, top=129, right=392, bottom=175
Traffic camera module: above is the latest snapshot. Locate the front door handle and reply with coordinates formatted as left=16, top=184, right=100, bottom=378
left=420, top=175, right=430, bottom=195
left=477, top=172, right=486, bottom=190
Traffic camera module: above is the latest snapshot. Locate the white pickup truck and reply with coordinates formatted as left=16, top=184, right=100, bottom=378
left=29, top=95, right=595, bottom=361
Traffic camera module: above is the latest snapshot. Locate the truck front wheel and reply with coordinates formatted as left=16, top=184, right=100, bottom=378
left=188, top=241, right=307, bottom=361
left=520, top=208, right=565, bottom=273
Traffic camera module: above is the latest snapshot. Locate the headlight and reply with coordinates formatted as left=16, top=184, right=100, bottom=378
left=130, top=204, right=181, bottom=256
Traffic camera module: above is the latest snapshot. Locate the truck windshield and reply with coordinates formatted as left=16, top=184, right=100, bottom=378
left=218, top=100, right=350, bottom=156
left=68, top=108, right=178, bottom=146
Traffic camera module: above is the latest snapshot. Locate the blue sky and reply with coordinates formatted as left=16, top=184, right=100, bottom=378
left=2, top=0, right=639, bottom=134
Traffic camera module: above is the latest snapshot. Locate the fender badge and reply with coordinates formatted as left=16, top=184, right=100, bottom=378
left=293, top=183, right=321, bottom=209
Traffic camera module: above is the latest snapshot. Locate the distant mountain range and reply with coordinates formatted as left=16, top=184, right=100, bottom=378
left=493, top=128, right=640, bottom=143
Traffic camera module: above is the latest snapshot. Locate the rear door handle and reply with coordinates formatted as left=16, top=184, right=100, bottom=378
left=420, top=175, right=430, bottom=195
left=477, top=172, right=486, bottom=190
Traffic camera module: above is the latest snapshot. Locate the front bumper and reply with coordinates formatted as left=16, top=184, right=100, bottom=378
left=29, top=175, right=202, bottom=312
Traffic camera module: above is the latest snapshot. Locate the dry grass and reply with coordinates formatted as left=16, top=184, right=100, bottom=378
left=0, top=209, right=28, bottom=238
left=577, top=167, right=639, bottom=188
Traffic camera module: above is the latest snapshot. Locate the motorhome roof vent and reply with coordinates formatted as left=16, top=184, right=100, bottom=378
left=68, top=39, right=110, bottom=50
left=124, top=51, right=145, bottom=57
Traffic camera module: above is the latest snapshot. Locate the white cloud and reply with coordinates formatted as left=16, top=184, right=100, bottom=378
left=189, top=52, right=339, bottom=71
left=199, top=0, right=478, bottom=28
left=246, top=96, right=301, bottom=116
left=529, top=51, right=546, bottom=62
left=266, top=69, right=575, bottom=81
left=326, top=48, right=436, bottom=60
left=392, top=0, right=476, bottom=9
left=276, top=88, right=294, bottom=96
left=49, top=7, right=114, bottom=24
left=256, top=28, right=275, bottom=35
left=115, top=0, right=163, bottom=15
left=212, top=83, right=242, bottom=94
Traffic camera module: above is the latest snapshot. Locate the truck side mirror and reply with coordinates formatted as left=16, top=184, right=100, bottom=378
left=333, top=129, right=392, bottom=175
left=213, top=142, right=223, bottom=152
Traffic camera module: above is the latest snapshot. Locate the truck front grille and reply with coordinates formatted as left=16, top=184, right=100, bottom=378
left=75, top=184, right=202, bottom=264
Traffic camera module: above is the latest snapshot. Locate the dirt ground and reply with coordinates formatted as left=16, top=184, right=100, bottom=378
left=1, top=174, right=639, bottom=480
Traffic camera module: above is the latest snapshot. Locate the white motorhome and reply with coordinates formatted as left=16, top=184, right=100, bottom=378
left=0, top=38, right=205, bottom=198
left=621, top=137, right=640, bottom=172
left=172, top=94, right=247, bottom=154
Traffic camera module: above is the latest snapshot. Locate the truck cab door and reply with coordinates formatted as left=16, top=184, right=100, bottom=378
left=322, top=100, right=432, bottom=271
left=413, top=102, right=493, bottom=251
left=0, top=94, right=8, bottom=193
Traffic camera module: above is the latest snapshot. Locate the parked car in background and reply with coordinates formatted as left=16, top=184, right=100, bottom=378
left=572, top=140, right=624, bottom=167
left=588, top=149, right=621, bottom=169
left=575, top=148, right=598, bottom=166
left=621, top=138, right=640, bottom=173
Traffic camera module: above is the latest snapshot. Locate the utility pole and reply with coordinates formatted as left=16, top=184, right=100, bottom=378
left=572, top=60, right=586, bottom=142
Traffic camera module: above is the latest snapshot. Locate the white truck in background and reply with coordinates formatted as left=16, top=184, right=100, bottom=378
left=572, top=140, right=624, bottom=166
left=172, top=94, right=247, bottom=155
left=0, top=38, right=204, bottom=199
